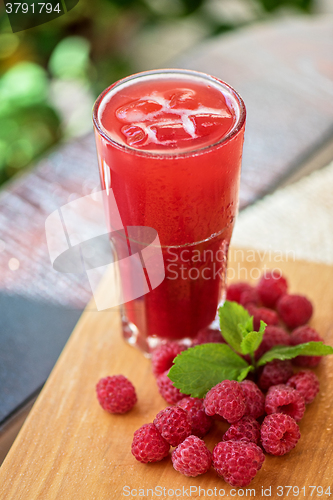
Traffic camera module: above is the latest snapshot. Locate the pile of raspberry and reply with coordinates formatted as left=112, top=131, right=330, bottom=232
left=226, top=271, right=324, bottom=373
left=227, top=270, right=315, bottom=333
left=96, top=271, right=323, bottom=487
left=151, top=272, right=323, bottom=406
left=128, top=372, right=319, bottom=487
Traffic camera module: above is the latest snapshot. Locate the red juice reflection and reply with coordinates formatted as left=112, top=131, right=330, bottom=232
left=93, top=69, right=246, bottom=348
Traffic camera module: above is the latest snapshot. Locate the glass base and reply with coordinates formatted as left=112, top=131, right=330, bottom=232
left=121, top=311, right=222, bottom=356
left=121, top=316, right=194, bottom=356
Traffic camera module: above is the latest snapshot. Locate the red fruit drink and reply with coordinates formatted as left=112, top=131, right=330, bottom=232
left=93, top=69, right=246, bottom=350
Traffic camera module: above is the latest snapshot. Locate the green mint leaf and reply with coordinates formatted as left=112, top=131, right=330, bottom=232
left=257, top=341, right=333, bottom=366
left=168, top=343, right=250, bottom=398
left=240, top=323, right=266, bottom=355
left=237, top=365, right=255, bottom=382
left=240, top=331, right=260, bottom=355
left=218, top=301, right=253, bottom=353
left=243, top=316, right=255, bottom=337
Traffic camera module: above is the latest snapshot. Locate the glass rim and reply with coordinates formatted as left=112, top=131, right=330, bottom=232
left=92, top=68, right=246, bottom=158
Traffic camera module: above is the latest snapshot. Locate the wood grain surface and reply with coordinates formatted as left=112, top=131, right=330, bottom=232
left=0, top=249, right=333, bottom=500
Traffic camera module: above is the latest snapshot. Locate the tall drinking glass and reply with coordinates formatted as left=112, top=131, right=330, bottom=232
left=93, top=69, right=246, bottom=352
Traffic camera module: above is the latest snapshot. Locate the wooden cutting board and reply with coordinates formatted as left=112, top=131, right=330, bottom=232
left=1, top=249, right=333, bottom=500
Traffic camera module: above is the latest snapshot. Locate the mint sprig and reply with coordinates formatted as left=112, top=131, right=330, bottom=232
left=168, top=300, right=333, bottom=398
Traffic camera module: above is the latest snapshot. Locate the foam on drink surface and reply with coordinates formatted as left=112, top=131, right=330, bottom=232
left=99, top=77, right=237, bottom=153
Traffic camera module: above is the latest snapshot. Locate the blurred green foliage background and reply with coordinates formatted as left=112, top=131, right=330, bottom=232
left=0, top=0, right=314, bottom=186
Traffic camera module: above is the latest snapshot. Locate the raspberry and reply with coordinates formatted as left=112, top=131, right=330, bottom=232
left=152, top=342, right=187, bottom=377
left=277, top=294, right=313, bottom=329
left=177, top=397, right=213, bottom=437
left=131, top=423, right=170, bottom=463
left=154, top=407, right=191, bottom=446
left=223, top=416, right=260, bottom=444
left=265, top=384, right=305, bottom=422
left=240, top=380, right=265, bottom=419
left=156, top=369, right=188, bottom=404
left=255, top=325, right=291, bottom=361
left=260, top=413, right=300, bottom=455
left=247, top=304, right=279, bottom=331
left=239, top=288, right=260, bottom=307
left=290, top=325, right=324, bottom=367
left=213, top=441, right=265, bottom=487
left=286, top=370, right=320, bottom=404
left=204, top=380, right=246, bottom=423
left=256, top=271, right=288, bottom=308
left=226, top=282, right=253, bottom=303
left=96, top=375, right=137, bottom=414
left=172, top=435, right=212, bottom=477
left=258, top=359, right=294, bottom=391
left=191, top=327, right=225, bottom=346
